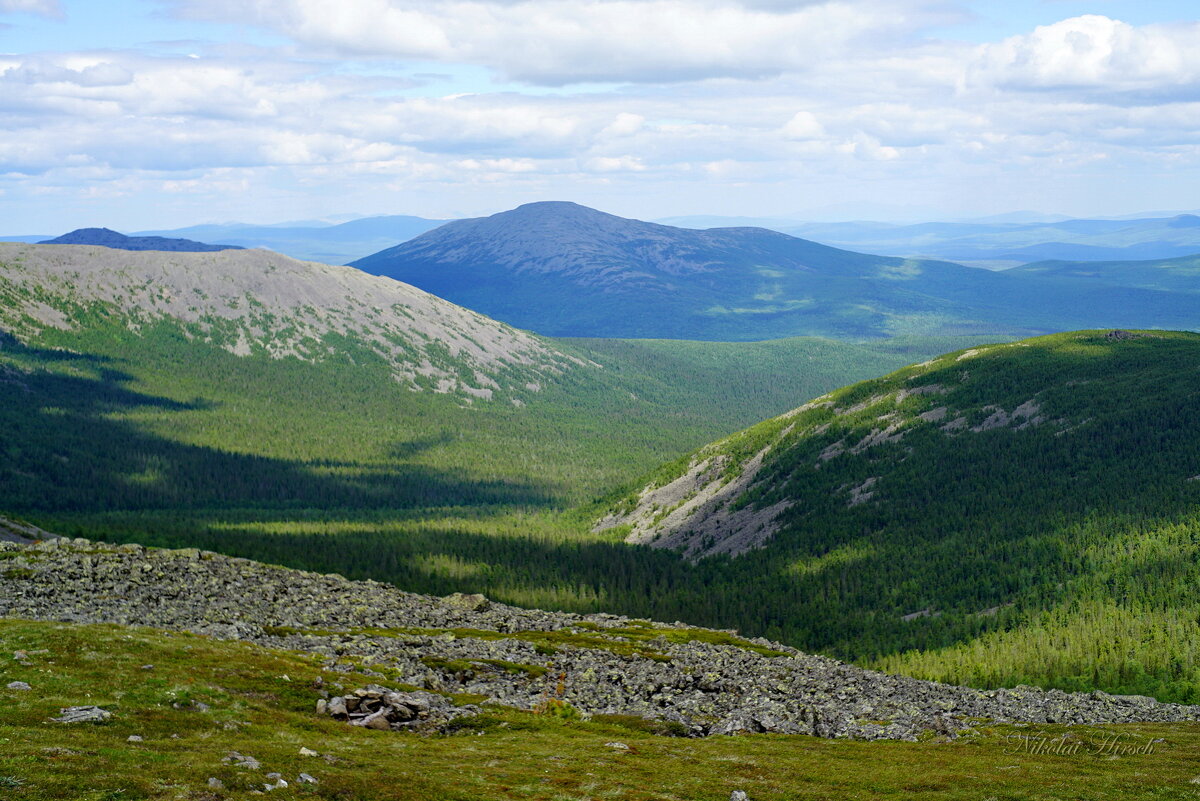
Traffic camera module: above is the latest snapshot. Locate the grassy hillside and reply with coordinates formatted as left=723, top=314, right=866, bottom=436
left=596, top=331, right=1200, bottom=702
left=6, top=619, right=1200, bottom=800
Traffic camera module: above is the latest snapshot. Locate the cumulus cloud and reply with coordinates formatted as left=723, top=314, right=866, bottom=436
left=971, top=15, right=1200, bottom=95
left=783, top=111, right=824, bottom=139
left=9, top=6, right=1200, bottom=228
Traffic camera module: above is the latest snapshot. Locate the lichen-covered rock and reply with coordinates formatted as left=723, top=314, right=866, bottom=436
left=52, top=706, right=111, bottom=724
left=3, top=537, right=1200, bottom=741
left=320, top=686, right=477, bottom=732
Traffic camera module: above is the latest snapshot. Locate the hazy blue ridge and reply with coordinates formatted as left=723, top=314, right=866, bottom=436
left=133, top=214, right=449, bottom=264
left=38, top=227, right=243, bottom=253
left=352, top=201, right=1200, bottom=340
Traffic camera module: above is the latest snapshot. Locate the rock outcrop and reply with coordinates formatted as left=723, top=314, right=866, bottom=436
left=319, top=686, right=478, bottom=731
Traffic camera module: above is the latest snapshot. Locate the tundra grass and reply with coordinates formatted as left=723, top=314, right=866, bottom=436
left=2, top=619, right=1200, bottom=801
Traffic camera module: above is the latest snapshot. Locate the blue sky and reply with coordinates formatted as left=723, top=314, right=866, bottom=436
left=3, top=0, right=1200, bottom=231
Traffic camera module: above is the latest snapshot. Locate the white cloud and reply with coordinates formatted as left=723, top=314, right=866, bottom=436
left=586, top=155, right=646, bottom=171
left=848, top=131, right=898, bottom=161
left=972, top=15, right=1200, bottom=95
left=454, top=157, right=539, bottom=172
left=0, top=0, right=63, bottom=17
left=601, top=112, right=645, bottom=137
left=782, top=111, right=824, bottom=139
left=10, top=7, right=1200, bottom=229
left=164, top=0, right=918, bottom=84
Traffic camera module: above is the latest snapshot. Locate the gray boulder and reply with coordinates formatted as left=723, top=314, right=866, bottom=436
left=52, top=706, right=112, bottom=723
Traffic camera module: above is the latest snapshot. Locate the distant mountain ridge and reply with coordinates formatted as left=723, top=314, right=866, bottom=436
left=134, top=214, right=449, bottom=264
left=1007, top=252, right=1200, bottom=293
left=38, top=227, right=242, bottom=253
left=352, top=201, right=1200, bottom=340
left=666, top=213, right=1200, bottom=268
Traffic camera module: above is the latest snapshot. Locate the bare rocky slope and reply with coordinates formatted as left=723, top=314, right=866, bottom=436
left=0, top=242, right=585, bottom=398
left=3, top=532, right=1198, bottom=741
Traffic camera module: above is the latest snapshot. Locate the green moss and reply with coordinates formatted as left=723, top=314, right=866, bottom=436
left=592, top=713, right=691, bottom=737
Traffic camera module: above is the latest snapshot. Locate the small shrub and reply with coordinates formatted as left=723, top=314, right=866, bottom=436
left=533, top=698, right=581, bottom=721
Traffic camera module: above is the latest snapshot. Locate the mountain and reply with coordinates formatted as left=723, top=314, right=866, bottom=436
left=38, top=227, right=242, bottom=252
left=0, top=242, right=568, bottom=398
left=5, top=542, right=1199, bottom=801
left=598, top=330, right=1200, bottom=701
left=655, top=213, right=808, bottom=230
left=15, top=239, right=1200, bottom=709
left=134, top=214, right=448, bottom=264
left=351, top=202, right=1200, bottom=340
left=0, top=240, right=954, bottom=527
left=1007, top=253, right=1200, bottom=293
left=0, top=234, right=53, bottom=243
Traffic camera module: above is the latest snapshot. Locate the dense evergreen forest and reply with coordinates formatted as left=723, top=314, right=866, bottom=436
left=6, top=281, right=1200, bottom=706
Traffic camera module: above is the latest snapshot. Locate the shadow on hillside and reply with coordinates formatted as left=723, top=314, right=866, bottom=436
left=142, top=333, right=1200, bottom=658
left=90, top=511, right=697, bottom=623
left=2, top=329, right=109, bottom=365
left=0, top=354, right=557, bottom=515
left=387, top=433, right=457, bottom=459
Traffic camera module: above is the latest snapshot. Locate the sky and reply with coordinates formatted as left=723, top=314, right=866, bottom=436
left=3, top=0, right=1200, bottom=231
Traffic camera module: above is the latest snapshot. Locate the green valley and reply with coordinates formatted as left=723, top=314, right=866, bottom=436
left=0, top=243, right=974, bottom=617
left=8, top=242, right=1200, bottom=713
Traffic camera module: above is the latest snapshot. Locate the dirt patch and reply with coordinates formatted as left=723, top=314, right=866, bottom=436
left=849, top=422, right=907, bottom=453
left=836, top=394, right=890, bottom=416
left=941, top=416, right=968, bottom=432
left=901, top=608, right=937, bottom=622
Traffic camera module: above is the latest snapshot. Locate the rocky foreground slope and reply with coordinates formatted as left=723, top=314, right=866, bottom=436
left=3, top=534, right=1198, bottom=741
